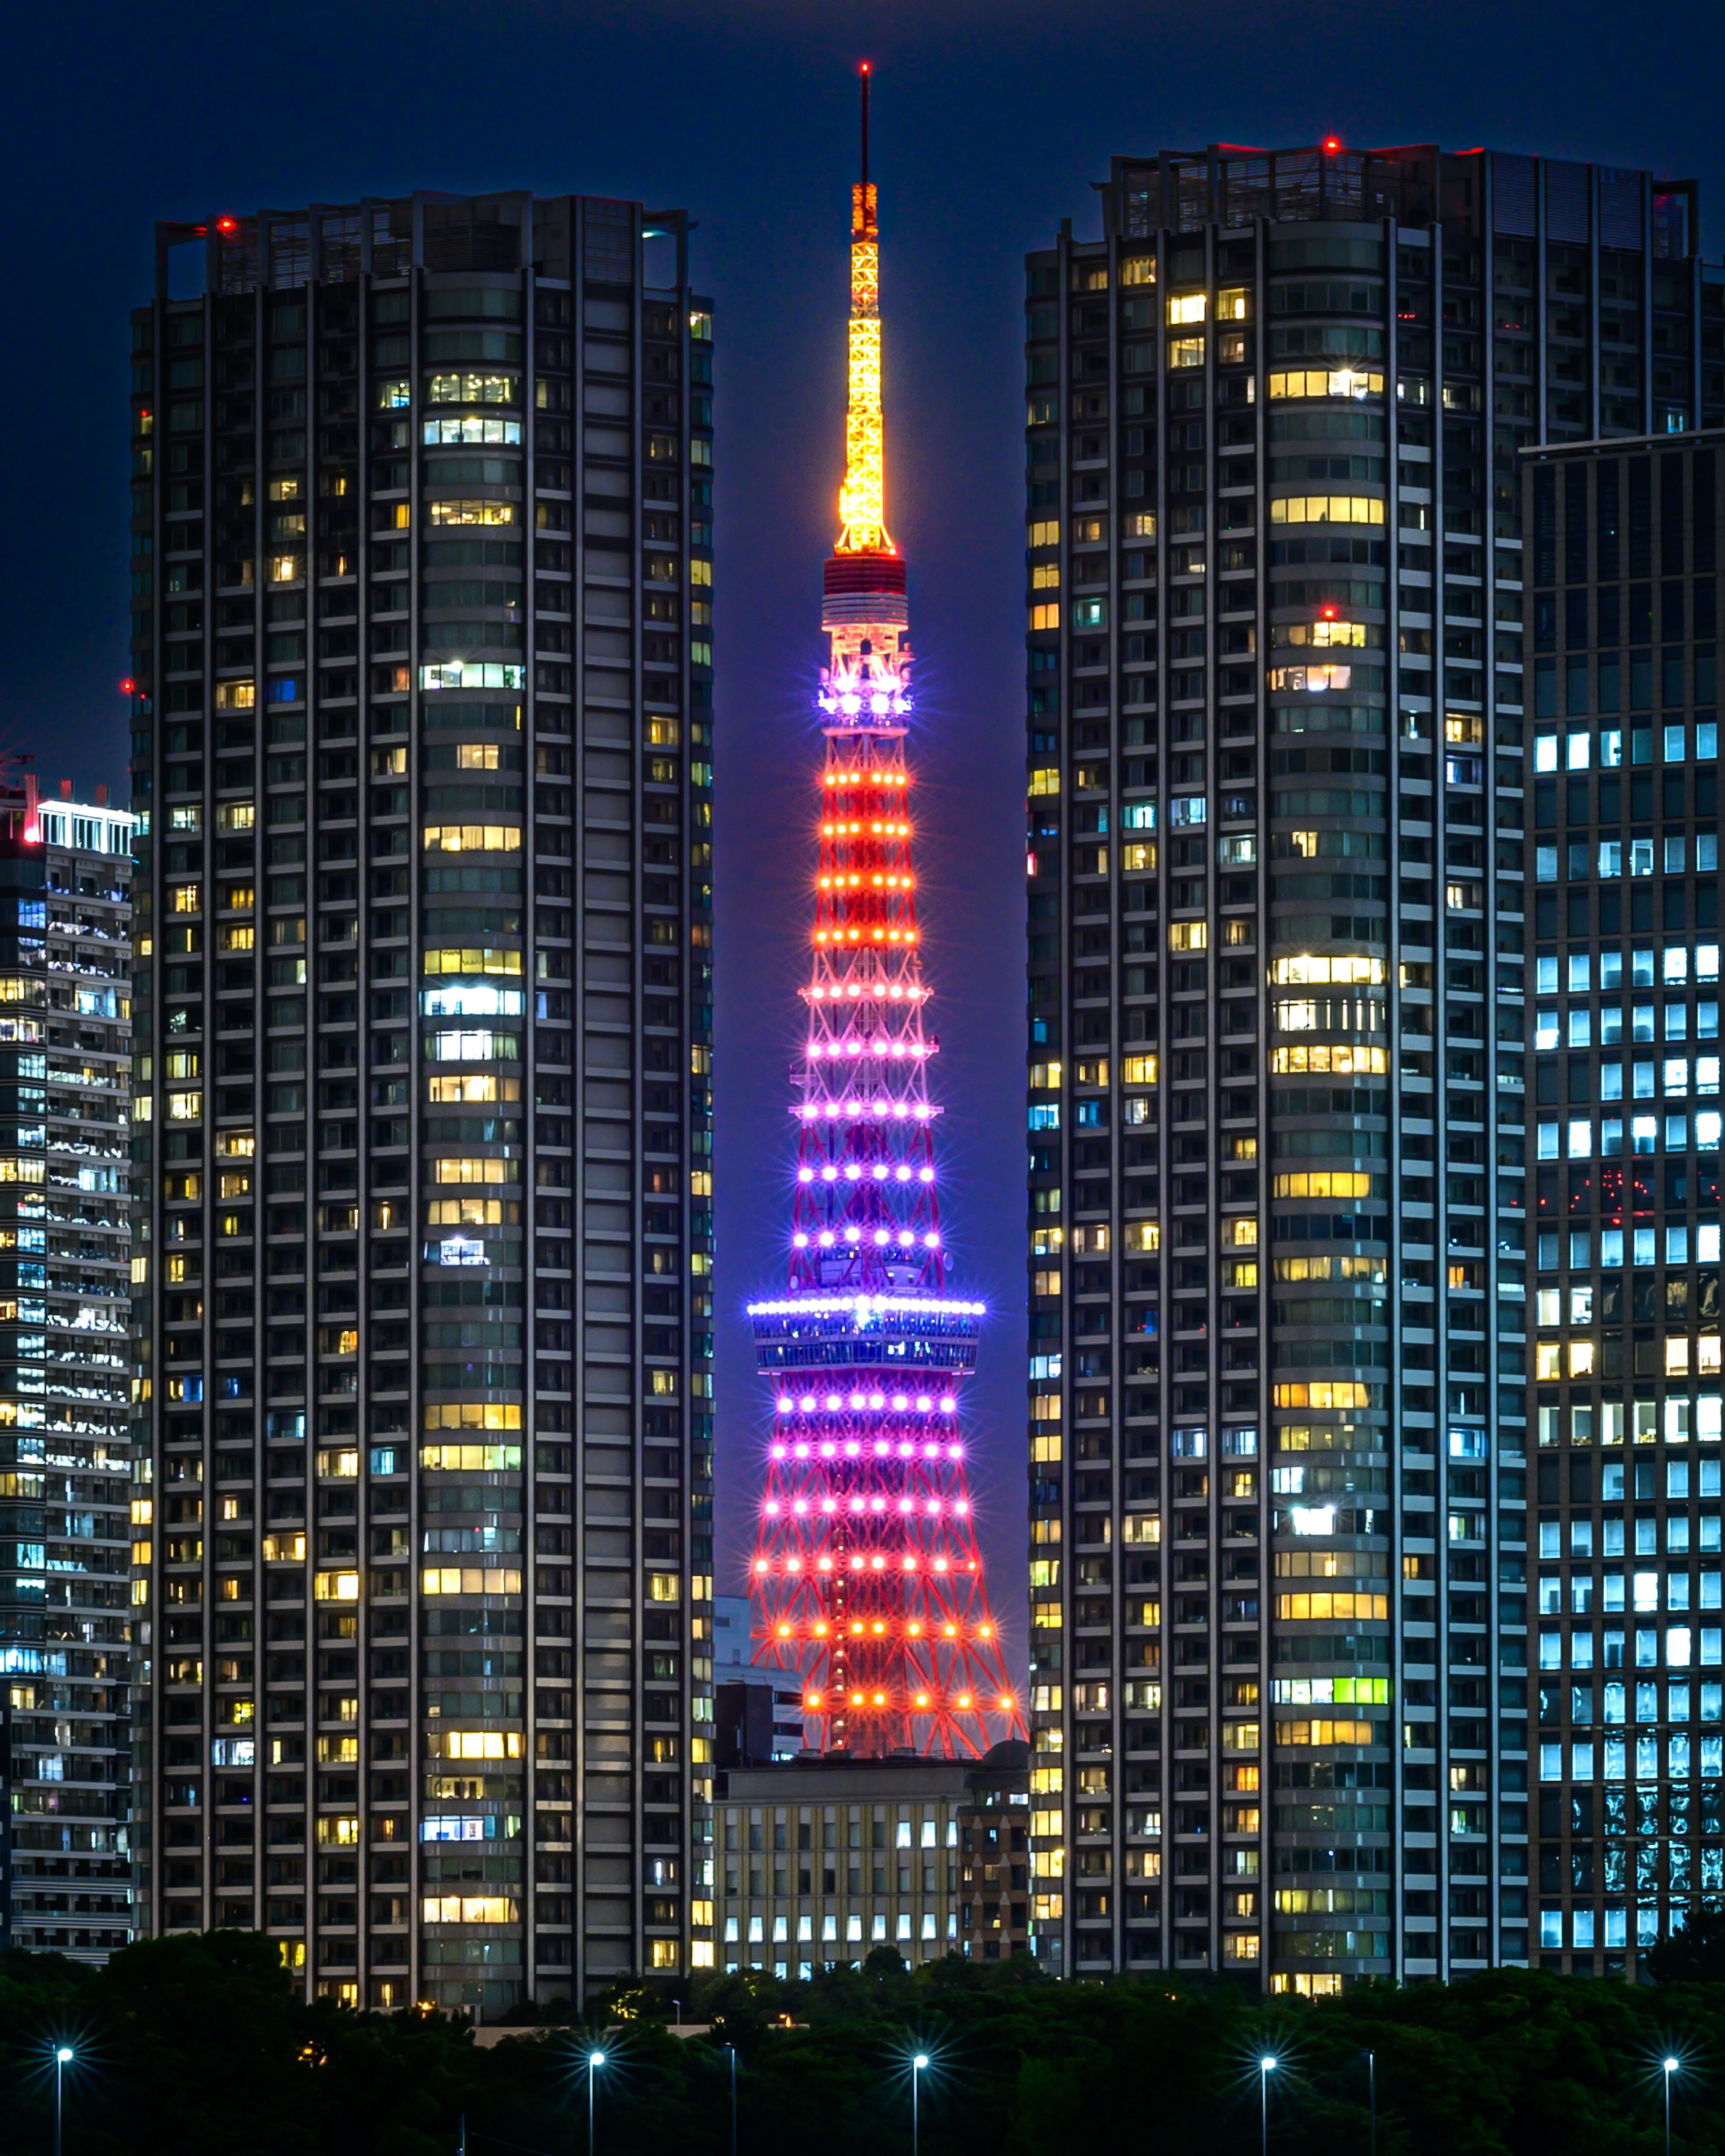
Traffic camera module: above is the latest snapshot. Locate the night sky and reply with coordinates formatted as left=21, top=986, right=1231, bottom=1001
left=8, top=0, right=1725, bottom=1670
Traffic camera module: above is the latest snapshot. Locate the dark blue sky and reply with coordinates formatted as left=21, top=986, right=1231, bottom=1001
left=9, top=0, right=1725, bottom=1661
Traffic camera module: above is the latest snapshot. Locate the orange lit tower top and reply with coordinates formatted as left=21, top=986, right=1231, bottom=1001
left=748, top=70, right=1023, bottom=1758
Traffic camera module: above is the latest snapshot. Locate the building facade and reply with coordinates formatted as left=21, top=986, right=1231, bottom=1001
left=1523, top=428, right=1725, bottom=1974
left=716, top=1745, right=1030, bottom=1975
left=128, top=191, right=716, bottom=2007
left=0, top=780, right=135, bottom=1960
left=954, top=1738, right=1033, bottom=1962
left=714, top=1594, right=803, bottom=1766
left=1022, top=143, right=1725, bottom=1990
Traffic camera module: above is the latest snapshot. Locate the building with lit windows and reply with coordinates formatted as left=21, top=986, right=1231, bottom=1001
left=128, top=191, right=715, bottom=2007
left=0, top=777, right=134, bottom=1960
left=1022, top=143, right=1725, bottom=1990
left=715, top=1742, right=1029, bottom=1975
left=1523, top=428, right=1725, bottom=1974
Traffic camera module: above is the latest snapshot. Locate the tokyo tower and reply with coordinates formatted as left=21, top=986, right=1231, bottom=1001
left=748, top=67, right=1024, bottom=1759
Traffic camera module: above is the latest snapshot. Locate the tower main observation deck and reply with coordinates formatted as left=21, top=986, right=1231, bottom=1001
left=748, top=70, right=1024, bottom=1758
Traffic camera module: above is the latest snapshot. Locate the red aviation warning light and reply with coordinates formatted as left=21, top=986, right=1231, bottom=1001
left=747, top=67, right=1023, bottom=1763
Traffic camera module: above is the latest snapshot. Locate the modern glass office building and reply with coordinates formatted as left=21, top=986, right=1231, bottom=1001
left=128, top=191, right=716, bottom=2007
left=1022, top=143, right=1725, bottom=1989
left=1522, top=427, right=1725, bottom=1974
left=0, top=779, right=134, bottom=1961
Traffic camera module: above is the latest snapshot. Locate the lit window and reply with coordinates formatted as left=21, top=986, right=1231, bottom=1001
left=427, top=499, right=515, bottom=527
left=421, top=822, right=522, bottom=853
left=426, top=372, right=517, bottom=405
left=1266, top=368, right=1384, bottom=401
left=1269, top=495, right=1386, bottom=528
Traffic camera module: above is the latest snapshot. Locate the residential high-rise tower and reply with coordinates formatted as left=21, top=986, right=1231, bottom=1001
left=1022, top=143, right=1723, bottom=1990
left=0, top=776, right=135, bottom=1961
left=129, top=191, right=716, bottom=2008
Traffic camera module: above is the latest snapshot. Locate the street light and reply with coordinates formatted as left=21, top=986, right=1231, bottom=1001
left=1663, top=2057, right=1681, bottom=2156
left=53, top=2047, right=74, bottom=2156
left=1259, top=2055, right=1278, bottom=2156
left=724, top=2045, right=738, bottom=2156
left=911, top=2054, right=931, bottom=2156
left=587, top=2049, right=607, bottom=2156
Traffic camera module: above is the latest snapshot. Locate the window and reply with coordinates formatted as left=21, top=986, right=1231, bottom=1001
left=1029, top=602, right=1059, bottom=631
left=1168, top=294, right=1208, bottom=325
left=423, top=416, right=522, bottom=446
left=426, top=373, right=517, bottom=405
left=1169, top=337, right=1205, bottom=368
left=427, top=500, right=514, bottom=526
left=419, top=663, right=524, bottom=691
left=1267, top=368, right=1384, bottom=400
left=422, top=823, right=521, bottom=853
left=1271, top=1171, right=1375, bottom=1199
left=1270, top=495, right=1386, bottom=527
left=1271, top=953, right=1385, bottom=985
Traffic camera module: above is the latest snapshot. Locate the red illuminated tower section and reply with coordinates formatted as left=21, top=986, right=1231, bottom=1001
left=749, top=70, right=1024, bottom=1759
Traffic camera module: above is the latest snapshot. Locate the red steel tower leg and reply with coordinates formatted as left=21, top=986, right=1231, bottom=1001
left=748, top=70, right=1025, bottom=1760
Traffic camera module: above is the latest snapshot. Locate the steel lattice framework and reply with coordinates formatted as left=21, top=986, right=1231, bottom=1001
left=749, top=71, right=1023, bottom=1759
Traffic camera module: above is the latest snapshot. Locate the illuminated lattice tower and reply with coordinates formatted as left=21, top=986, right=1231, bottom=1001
left=748, top=71, right=1024, bottom=1759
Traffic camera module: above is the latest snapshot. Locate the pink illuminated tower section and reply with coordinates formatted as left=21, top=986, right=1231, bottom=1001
left=748, top=70, right=1024, bottom=1759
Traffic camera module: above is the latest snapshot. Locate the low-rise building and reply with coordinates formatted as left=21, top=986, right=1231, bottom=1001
left=716, top=1743, right=1031, bottom=1976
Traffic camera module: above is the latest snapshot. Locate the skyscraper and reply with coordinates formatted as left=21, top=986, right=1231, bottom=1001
left=0, top=777, right=135, bottom=1960
left=1523, top=427, right=1725, bottom=1975
left=748, top=75, right=1021, bottom=1760
left=1023, top=143, right=1723, bottom=1990
left=129, top=191, right=716, bottom=2008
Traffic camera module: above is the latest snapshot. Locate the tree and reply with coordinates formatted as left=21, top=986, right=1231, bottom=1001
left=1644, top=1905, right=1725, bottom=1983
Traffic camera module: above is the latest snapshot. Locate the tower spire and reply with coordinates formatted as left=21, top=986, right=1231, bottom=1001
left=748, top=72, right=1023, bottom=1761
left=837, top=61, right=889, bottom=558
